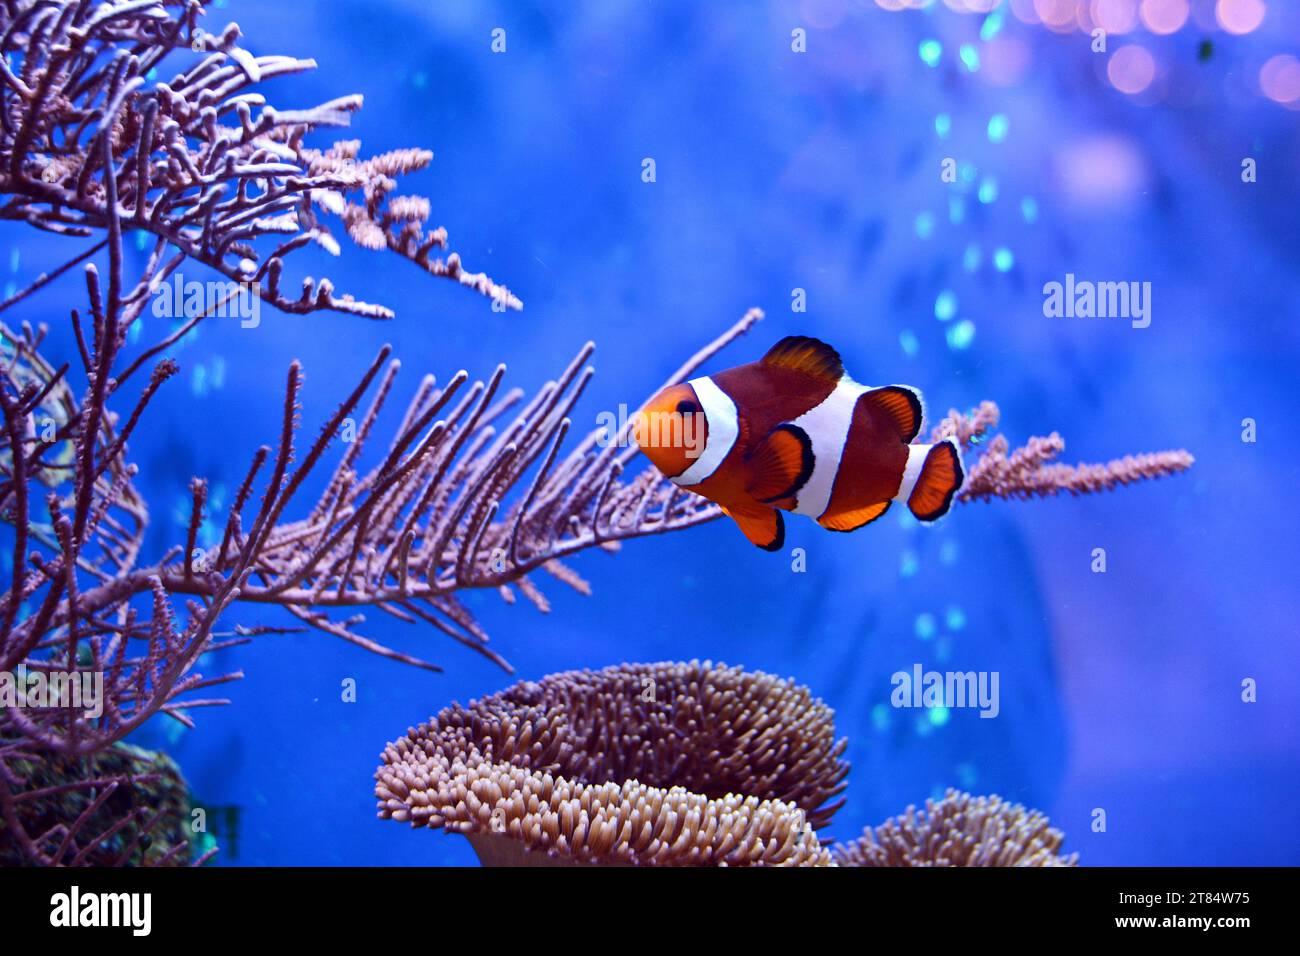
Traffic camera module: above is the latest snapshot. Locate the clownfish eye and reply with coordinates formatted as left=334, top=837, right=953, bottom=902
left=675, top=399, right=699, bottom=416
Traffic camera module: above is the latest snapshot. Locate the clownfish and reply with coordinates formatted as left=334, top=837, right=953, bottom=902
left=634, top=336, right=964, bottom=550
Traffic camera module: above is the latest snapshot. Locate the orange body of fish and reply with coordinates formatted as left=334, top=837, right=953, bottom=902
left=633, top=336, right=964, bottom=549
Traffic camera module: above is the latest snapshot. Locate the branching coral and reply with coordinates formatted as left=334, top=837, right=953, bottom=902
left=0, top=0, right=744, bottom=866
left=0, top=741, right=198, bottom=866
left=832, top=789, right=1077, bottom=867
left=929, top=401, right=1194, bottom=503
left=0, top=257, right=754, bottom=862
left=0, top=0, right=517, bottom=317
left=375, top=661, right=850, bottom=866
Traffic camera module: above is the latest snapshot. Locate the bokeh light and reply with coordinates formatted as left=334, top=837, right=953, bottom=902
left=1259, top=54, right=1300, bottom=105
left=900, top=549, right=919, bottom=578
left=1216, top=0, right=1266, bottom=34
left=1034, top=0, right=1080, bottom=29
left=1055, top=134, right=1149, bottom=210
left=1010, top=0, right=1043, bottom=22
left=935, top=290, right=958, bottom=321
left=1092, top=0, right=1139, bottom=33
left=982, top=36, right=1033, bottom=86
left=946, top=319, right=977, bottom=349
left=980, top=7, right=1007, bottom=39
left=1108, top=44, right=1157, bottom=95
left=1140, top=0, right=1189, bottom=33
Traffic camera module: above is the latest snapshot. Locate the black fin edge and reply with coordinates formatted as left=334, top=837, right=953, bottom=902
left=757, top=424, right=815, bottom=504
left=761, top=335, right=844, bottom=381
left=822, top=500, right=892, bottom=533
left=870, top=385, right=924, bottom=444
left=912, top=440, right=964, bottom=522
left=758, top=510, right=785, bottom=551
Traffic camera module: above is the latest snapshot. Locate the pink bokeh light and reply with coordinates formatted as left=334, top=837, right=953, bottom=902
left=1108, top=44, right=1157, bottom=94
left=1260, top=54, right=1300, bottom=105
left=1054, top=134, right=1150, bottom=212
left=1141, top=0, right=1190, bottom=33
left=1216, top=0, right=1267, bottom=34
left=1092, top=0, right=1139, bottom=33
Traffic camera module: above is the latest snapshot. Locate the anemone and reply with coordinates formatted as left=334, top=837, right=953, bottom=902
left=833, top=789, right=1078, bottom=868
left=376, top=661, right=850, bottom=866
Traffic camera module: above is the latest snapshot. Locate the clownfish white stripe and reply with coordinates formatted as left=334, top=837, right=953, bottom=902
left=670, top=375, right=738, bottom=487
left=789, top=376, right=871, bottom=518
left=893, top=442, right=931, bottom=504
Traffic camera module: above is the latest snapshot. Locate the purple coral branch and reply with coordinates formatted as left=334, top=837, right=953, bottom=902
left=0, top=0, right=518, bottom=320
left=927, top=402, right=1195, bottom=502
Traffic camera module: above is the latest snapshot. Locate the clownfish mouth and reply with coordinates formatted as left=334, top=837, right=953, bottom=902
left=632, top=411, right=707, bottom=478
left=631, top=382, right=712, bottom=479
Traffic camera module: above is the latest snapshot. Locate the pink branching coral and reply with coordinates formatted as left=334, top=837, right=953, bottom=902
left=832, top=789, right=1078, bottom=867
left=928, top=401, right=1194, bottom=503
left=0, top=0, right=517, bottom=317
left=375, top=661, right=850, bottom=866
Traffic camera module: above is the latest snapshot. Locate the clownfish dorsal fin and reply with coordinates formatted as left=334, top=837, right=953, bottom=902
left=862, top=385, right=924, bottom=443
left=760, top=336, right=844, bottom=384
left=747, top=424, right=814, bottom=503
left=721, top=503, right=785, bottom=551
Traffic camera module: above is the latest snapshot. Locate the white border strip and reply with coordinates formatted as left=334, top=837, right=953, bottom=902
left=893, top=443, right=930, bottom=503
left=670, top=376, right=738, bottom=486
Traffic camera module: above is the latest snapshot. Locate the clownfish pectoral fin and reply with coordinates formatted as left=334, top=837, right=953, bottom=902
left=721, top=504, right=785, bottom=551
left=862, top=386, right=924, bottom=443
left=747, top=424, right=814, bottom=502
left=760, top=336, right=844, bottom=384
left=818, top=500, right=891, bottom=533
left=907, top=438, right=964, bottom=521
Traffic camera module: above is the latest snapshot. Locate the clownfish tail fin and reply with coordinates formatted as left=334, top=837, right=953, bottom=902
left=907, top=438, right=964, bottom=522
